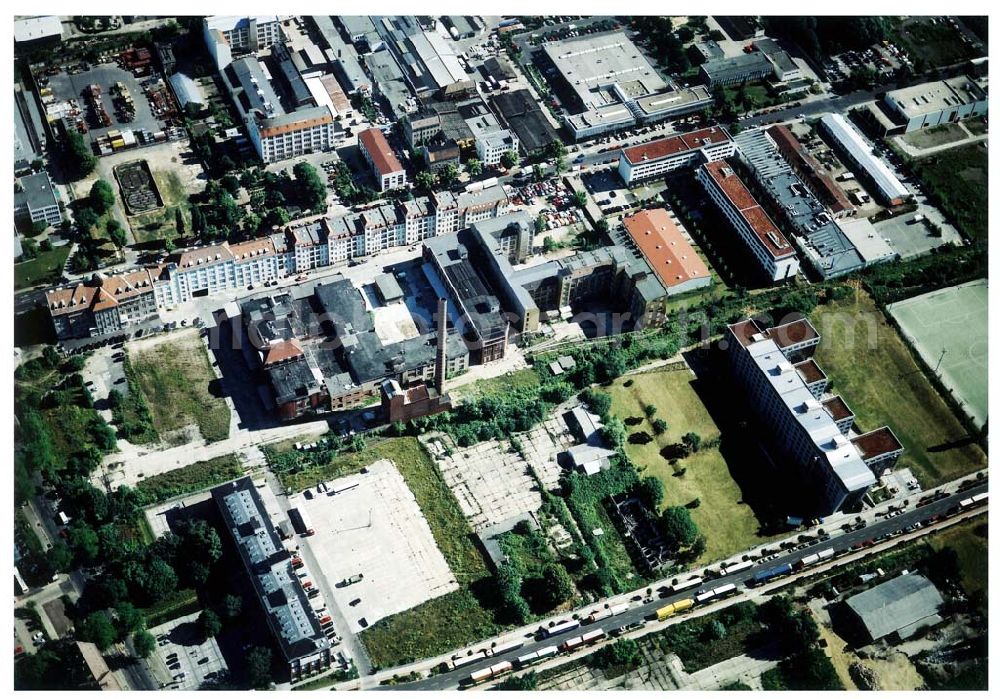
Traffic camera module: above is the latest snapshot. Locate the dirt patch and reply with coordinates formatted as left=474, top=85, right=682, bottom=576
left=864, top=652, right=925, bottom=690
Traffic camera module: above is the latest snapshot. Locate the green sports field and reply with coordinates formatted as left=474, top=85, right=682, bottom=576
left=887, top=279, right=987, bottom=428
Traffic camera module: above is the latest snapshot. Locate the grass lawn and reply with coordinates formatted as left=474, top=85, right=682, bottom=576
left=135, top=454, right=244, bottom=505
left=128, top=331, right=230, bottom=443
left=452, top=368, right=541, bottom=400
left=909, top=142, right=987, bottom=243
left=359, top=588, right=501, bottom=668
left=14, top=246, right=70, bottom=290
left=810, top=292, right=986, bottom=487
left=603, top=369, right=773, bottom=564
left=901, top=123, right=967, bottom=150
left=929, top=514, right=988, bottom=598
left=129, top=171, right=191, bottom=246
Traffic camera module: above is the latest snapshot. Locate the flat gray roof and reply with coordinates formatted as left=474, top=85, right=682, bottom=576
left=542, top=31, right=667, bottom=112
left=887, top=76, right=987, bottom=118
left=819, top=113, right=910, bottom=203
left=226, top=56, right=284, bottom=118
left=846, top=573, right=944, bottom=641
left=15, top=172, right=58, bottom=212
left=735, top=128, right=865, bottom=278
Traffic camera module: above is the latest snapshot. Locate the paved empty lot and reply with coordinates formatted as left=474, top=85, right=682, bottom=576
left=149, top=611, right=229, bottom=690
left=296, top=460, right=457, bottom=633
left=433, top=409, right=575, bottom=531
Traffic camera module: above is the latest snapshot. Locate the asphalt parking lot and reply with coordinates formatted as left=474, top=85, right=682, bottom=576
left=46, top=63, right=165, bottom=142
left=149, top=611, right=230, bottom=690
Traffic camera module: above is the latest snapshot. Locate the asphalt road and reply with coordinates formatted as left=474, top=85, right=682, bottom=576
left=386, top=480, right=988, bottom=691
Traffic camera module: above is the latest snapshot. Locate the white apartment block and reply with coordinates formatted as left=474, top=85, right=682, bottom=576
left=249, top=107, right=336, bottom=164
left=203, top=15, right=282, bottom=69
left=618, top=125, right=735, bottom=185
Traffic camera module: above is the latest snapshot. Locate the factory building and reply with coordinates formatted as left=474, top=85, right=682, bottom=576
left=621, top=209, right=712, bottom=296
left=212, top=478, right=332, bottom=682
left=203, top=15, right=282, bottom=70
left=884, top=76, right=988, bottom=133
left=818, top=113, right=911, bottom=207
left=357, top=128, right=408, bottom=191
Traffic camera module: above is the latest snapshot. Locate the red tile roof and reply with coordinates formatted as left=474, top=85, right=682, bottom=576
left=851, top=427, right=903, bottom=459
left=623, top=209, right=710, bottom=289
left=263, top=339, right=304, bottom=366
left=822, top=395, right=854, bottom=421
left=358, top=128, right=404, bottom=177
left=702, top=160, right=794, bottom=259
left=622, top=126, right=730, bottom=165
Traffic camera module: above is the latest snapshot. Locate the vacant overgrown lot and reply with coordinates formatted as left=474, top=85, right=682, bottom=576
left=909, top=142, right=987, bottom=244
left=811, top=292, right=986, bottom=487
left=128, top=330, right=230, bottom=443
left=271, top=436, right=499, bottom=667
left=134, top=454, right=243, bottom=505
left=603, top=369, right=773, bottom=563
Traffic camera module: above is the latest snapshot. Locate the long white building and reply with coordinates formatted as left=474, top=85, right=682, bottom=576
left=618, top=126, right=735, bottom=184
left=45, top=185, right=512, bottom=339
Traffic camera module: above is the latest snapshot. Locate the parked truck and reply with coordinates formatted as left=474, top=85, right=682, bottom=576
left=287, top=507, right=315, bottom=536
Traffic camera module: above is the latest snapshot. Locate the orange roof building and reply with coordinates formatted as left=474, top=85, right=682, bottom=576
left=358, top=128, right=407, bottom=192
left=622, top=209, right=711, bottom=295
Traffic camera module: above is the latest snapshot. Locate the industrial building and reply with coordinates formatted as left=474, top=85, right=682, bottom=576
left=726, top=318, right=903, bottom=515
left=358, top=128, right=408, bottom=191
left=699, top=38, right=802, bottom=89
left=212, top=477, right=332, bottom=682
left=845, top=574, right=945, bottom=643
left=884, top=76, right=988, bottom=133
left=466, top=110, right=518, bottom=166
left=14, top=172, right=61, bottom=227
left=765, top=125, right=855, bottom=219
left=540, top=32, right=712, bottom=140
left=364, top=50, right=415, bottom=121
left=697, top=160, right=800, bottom=283
left=734, top=128, right=868, bottom=279
left=818, top=113, right=911, bottom=207
left=310, top=16, right=371, bottom=95
left=14, top=82, right=47, bottom=174
left=222, top=55, right=336, bottom=164
left=489, top=90, right=561, bottom=156
left=13, top=16, right=64, bottom=48
left=621, top=209, right=712, bottom=295
left=618, top=125, right=735, bottom=185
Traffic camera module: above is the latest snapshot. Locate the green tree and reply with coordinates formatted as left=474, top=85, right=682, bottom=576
left=644, top=404, right=657, bottom=419
left=221, top=594, right=243, bottom=620
left=538, top=563, right=575, bottom=609
left=572, top=190, right=587, bottom=207
left=293, top=162, right=327, bottom=212
left=20, top=238, right=39, bottom=260
left=682, top=432, right=702, bottom=453
left=415, top=170, right=436, bottom=192
left=500, top=150, right=519, bottom=169
left=652, top=418, right=668, bottom=435
left=703, top=619, right=727, bottom=641
left=219, top=174, right=241, bottom=196
left=114, top=602, right=145, bottom=638
left=79, top=611, right=116, bottom=651
left=63, top=131, right=97, bottom=180
left=199, top=609, right=222, bottom=639
left=580, top=388, right=612, bottom=418
left=466, top=158, right=483, bottom=177
left=48, top=541, right=73, bottom=573
left=246, top=646, right=273, bottom=689
left=496, top=672, right=537, bottom=690
left=636, top=476, right=664, bottom=510
left=106, top=219, right=127, bottom=249
left=660, top=506, right=699, bottom=550
left=89, top=180, right=116, bottom=214
left=590, top=638, right=640, bottom=670
left=132, top=630, right=156, bottom=658
left=439, top=164, right=459, bottom=187
left=69, top=525, right=100, bottom=565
